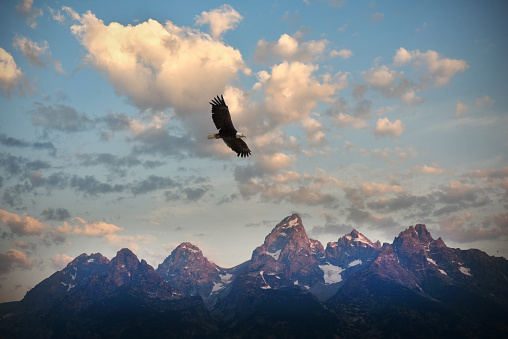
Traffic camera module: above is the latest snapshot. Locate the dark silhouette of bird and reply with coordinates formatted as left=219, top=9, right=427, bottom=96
left=208, top=95, right=251, bottom=157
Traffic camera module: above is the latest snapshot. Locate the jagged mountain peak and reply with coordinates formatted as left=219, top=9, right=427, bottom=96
left=67, top=252, right=110, bottom=267
left=273, top=213, right=305, bottom=233
left=172, top=242, right=206, bottom=261
left=160, top=242, right=214, bottom=268
left=110, top=247, right=142, bottom=270
left=396, top=224, right=434, bottom=243
left=254, top=214, right=313, bottom=259
left=177, top=242, right=201, bottom=252
left=247, top=215, right=324, bottom=287
left=156, top=242, right=222, bottom=297
left=335, top=229, right=381, bottom=249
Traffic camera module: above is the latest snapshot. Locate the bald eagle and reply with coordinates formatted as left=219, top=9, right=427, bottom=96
left=208, top=95, right=251, bottom=157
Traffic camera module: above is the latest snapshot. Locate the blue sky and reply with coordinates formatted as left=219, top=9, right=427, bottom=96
left=1, top=0, right=507, bottom=302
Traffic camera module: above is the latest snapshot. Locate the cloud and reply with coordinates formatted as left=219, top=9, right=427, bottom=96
left=41, top=208, right=71, bottom=221
left=0, top=209, right=48, bottom=236
left=439, top=213, right=508, bottom=243
left=346, top=207, right=399, bottom=231
left=363, top=65, right=400, bottom=88
left=302, top=116, right=327, bottom=146
left=332, top=113, right=368, bottom=129
left=410, top=164, right=444, bottom=175
left=235, top=167, right=341, bottom=207
left=165, top=185, right=211, bottom=202
left=366, top=193, right=433, bottom=215
left=131, top=175, right=179, bottom=195
left=255, top=32, right=329, bottom=63
left=431, top=180, right=490, bottom=216
left=29, top=103, right=95, bottom=132
left=0, top=249, right=35, bottom=275
left=47, top=6, right=65, bottom=22
left=50, top=253, right=74, bottom=271
left=12, top=35, right=51, bottom=67
left=475, top=95, right=495, bottom=108
left=0, top=134, right=56, bottom=154
left=362, top=47, right=467, bottom=106
left=455, top=102, right=468, bottom=117
left=360, top=182, right=404, bottom=196
left=70, top=175, right=125, bottom=196
left=15, top=0, right=43, bottom=28
left=393, top=47, right=469, bottom=87
left=67, top=8, right=247, bottom=117
left=363, top=64, right=423, bottom=105
left=371, top=12, right=385, bottom=22
left=76, top=153, right=142, bottom=176
left=373, top=117, right=405, bottom=138
left=103, top=234, right=155, bottom=252
left=57, top=217, right=123, bottom=237
left=0, top=47, right=30, bottom=97
left=259, top=61, right=348, bottom=126
left=329, top=49, right=353, bottom=59
left=194, top=4, right=243, bottom=39
left=310, top=211, right=352, bottom=237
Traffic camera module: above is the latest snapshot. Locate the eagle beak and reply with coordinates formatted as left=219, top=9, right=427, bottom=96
left=241, top=134, right=246, bottom=138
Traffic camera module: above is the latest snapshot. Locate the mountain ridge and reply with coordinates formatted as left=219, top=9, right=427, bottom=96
left=1, top=213, right=507, bottom=338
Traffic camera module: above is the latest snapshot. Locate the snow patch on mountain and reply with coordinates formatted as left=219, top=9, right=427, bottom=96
left=61, top=282, right=76, bottom=291
left=70, top=267, right=77, bottom=280
left=212, top=282, right=224, bottom=292
left=319, top=263, right=344, bottom=284
left=267, top=249, right=281, bottom=260
left=459, top=267, right=472, bottom=276
left=427, top=257, right=437, bottom=266
left=348, top=259, right=362, bottom=267
left=260, top=271, right=271, bottom=289
left=439, top=269, right=447, bottom=275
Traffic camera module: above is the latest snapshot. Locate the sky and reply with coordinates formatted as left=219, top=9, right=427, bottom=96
left=0, top=0, right=507, bottom=302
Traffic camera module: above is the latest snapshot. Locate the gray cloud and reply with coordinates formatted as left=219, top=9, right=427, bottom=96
left=0, top=134, right=57, bottom=155
left=130, top=129, right=193, bottom=158
left=97, top=112, right=132, bottom=132
left=41, top=208, right=71, bottom=221
left=29, top=103, right=95, bottom=132
left=70, top=175, right=125, bottom=196
left=131, top=175, right=179, bottom=195
left=310, top=222, right=352, bottom=237
left=182, top=186, right=209, bottom=201
left=76, top=153, right=142, bottom=177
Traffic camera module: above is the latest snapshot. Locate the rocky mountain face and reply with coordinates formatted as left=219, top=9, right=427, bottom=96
left=0, top=248, right=216, bottom=339
left=1, top=214, right=507, bottom=338
left=156, top=242, right=224, bottom=298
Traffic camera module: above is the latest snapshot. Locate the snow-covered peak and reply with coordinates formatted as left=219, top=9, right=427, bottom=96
left=337, top=229, right=377, bottom=248
left=275, top=213, right=303, bottom=231
left=175, top=242, right=202, bottom=255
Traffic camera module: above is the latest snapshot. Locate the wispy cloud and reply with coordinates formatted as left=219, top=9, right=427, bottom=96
left=15, top=0, right=43, bottom=29
left=12, top=35, right=50, bottom=67
left=194, top=4, right=243, bottom=39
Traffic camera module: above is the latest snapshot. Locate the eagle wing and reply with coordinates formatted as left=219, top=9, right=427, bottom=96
left=223, top=137, right=251, bottom=158
left=210, top=95, right=237, bottom=134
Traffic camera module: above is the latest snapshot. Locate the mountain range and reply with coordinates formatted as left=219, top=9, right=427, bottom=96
left=1, top=213, right=507, bottom=338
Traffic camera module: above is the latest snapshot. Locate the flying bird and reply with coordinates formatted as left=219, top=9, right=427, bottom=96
left=208, top=95, right=251, bottom=157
